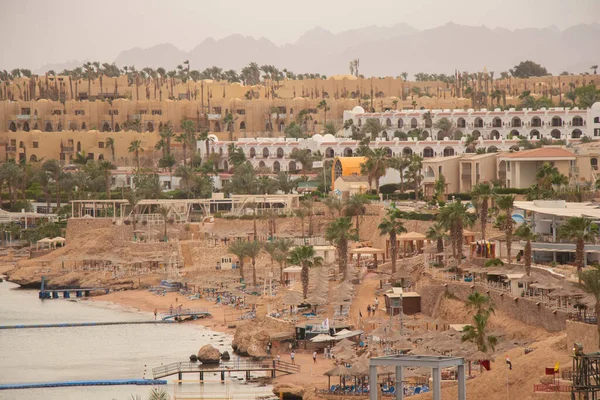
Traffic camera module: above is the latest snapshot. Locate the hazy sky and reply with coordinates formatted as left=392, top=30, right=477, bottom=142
left=1, top=0, right=599, bottom=70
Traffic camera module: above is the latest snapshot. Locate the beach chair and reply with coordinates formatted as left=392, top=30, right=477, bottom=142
left=414, top=387, right=421, bottom=395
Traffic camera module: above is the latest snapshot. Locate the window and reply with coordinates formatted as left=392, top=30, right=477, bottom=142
left=33, top=142, right=39, bottom=148
left=111, top=177, right=116, bottom=185
left=139, top=110, right=148, bottom=115
left=98, top=142, right=105, bottom=148
left=237, top=109, right=246, bottom=115
left=74, top=110, right=85, bottom=116
left=21, top=108, right=31, bottom=115
left=213, top=107, right=222, bottom=114
left=152, top=110, right=162, bottom=115
left=109, top=110, right=119, bottom=115
left=52, top=110, right=62, bottom=115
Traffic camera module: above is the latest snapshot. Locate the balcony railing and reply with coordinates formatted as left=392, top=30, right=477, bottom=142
left=208, top=114, right=222, bottom=121
left=16, top=114, right=31, bottom=120
left=5, top=146, right=16, bottom=152
left=61, top=147, right=74, bottom=153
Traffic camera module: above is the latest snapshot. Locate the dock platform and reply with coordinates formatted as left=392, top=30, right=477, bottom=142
left=0, top=320, right=175, bottom=330
left=0, top=379, right=167, bottom=390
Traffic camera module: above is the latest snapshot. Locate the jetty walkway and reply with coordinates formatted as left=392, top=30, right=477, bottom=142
left=152, top=360, right=300, bottom=381
left=0, top=379, right=166, bottom=390
left=161, top=308, right=212, bottom=321
left=0, top=320, right=175, bottom=330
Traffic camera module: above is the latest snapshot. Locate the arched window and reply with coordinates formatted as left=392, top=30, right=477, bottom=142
left=214, top=121, right=221, bottom=132
left=511, top=117, right=521, bottom=127
left=29, top=154, right=38, bottom=162
left=530, top=129, right=540, bottom=139
left=572, top=116, right=584, bottom=127
left=223, top=161, right=229, bottom=171
left=492, top=117, right=502, bottom=128
left=263, top=148, right=270, bottom=158
left=386, top=118, right=392, bottom=127
left=410, top=118, right=418, bottom=129
left=69, top=122, right=76, bottom=131
left=115, top=123, right=121, bottom=132
left=265, top=121, right=273, bottom=131
left=510, top=130, right=520, bottom=138
left=289, top=161, right=297, bottom=171
left=276, top=148, right=284, bottom=158
left=259, top=161, right=266, bottom=168
left=472, top=130, right=481, bottom=140
left=457, top=118, right=466, bottom=128
left=531, top=117, right=542, bottom=127
left=102, top=122, right=110, bottom=132
left=146, top=122, right=154, bottom=132
left=57, top=122, right=63, bottom=131
left=402, top=147, right=413, bottom=157
left=423, top=147, right=434, bottom=158
left=325, top=147, right=335, bottom=158
left=344, top=147, right=353, bottom=156
left=572, top=129, right=582, bottom=139
left=551, top=116, right=562, bottom=127
left=384, top=147, right=392, bottom=157
left=490, top=130, right=500, bottom=140
left=474, top=118, right=483, bottom=128
left=397, top=119, right=404, bottom=129
left=551, top=129, right=561, bottom=139
left=81, top=122, right=86, bottom=130
left=273, top=161, right=281, bottom=172
left=424, top=166, right=435, bottom=179
left=23, top=122, right=30, bottom=132
left=9, top=122, right=16, bottom=132
left=98, top=154, right=104, bottom=160
left=219, top=148, right=224, bottom=156
left=443, top=147, right=454, bottom=156
left=278, top=122, right=284, bottom=132
left=240, top=121, right=246, bottom=130
left=591, top=158, right=598, bottom=171
left=249, top=147, right=256, bottom=158
left=77, top=141, right=82, bottom=152
left=45, top=122, right=53, bottom=132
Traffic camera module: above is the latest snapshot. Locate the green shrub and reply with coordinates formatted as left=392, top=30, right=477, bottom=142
left=380, top=183, right=400, bottom=194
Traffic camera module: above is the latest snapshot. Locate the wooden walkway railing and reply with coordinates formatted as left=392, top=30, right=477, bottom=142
left=152, top=359, right=300, bottom=380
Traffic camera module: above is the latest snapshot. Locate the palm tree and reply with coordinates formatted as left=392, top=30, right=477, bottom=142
left=287, top=245, right=323, bottom=299
left=126, top=191, right=140, bottom=240
left=361, top=148, right=388, bottom=194
left=360, top=118, right=386, bottom=139
left=495, top=195, right=515, bottom=264
left=275, top=238, right=295, bottom=283
left=422, top=111, right=433, bottom=138
left=228, top=240, right=248, bottom=282
left=576, top=265, right=600, bottom=348
left=406, top=154, right=423, bottom=199
left=157, top=205, right=171, bottom=241
left=591, top=65, right=598, bottom=75
left=300, top=197, right=315, bottom=237
left=197, top=129, right=212, bottom=160
left=426, top=222, right=447, bottom=264
left=378, top=206, right=408, bottom=274
left=42, top=159, right=61, bottom=210
left=105, top=137, right=116, bottom=163
left=466, top=291, right=495, bottom=317
left=514, top=224, right=537, bottom=276
left=128, top=140, right=143, bottom=170
left=438, top=200, right=476, bottom=264
left=388, top=156, right=411, bottom=192
left=323, top=196, right=344, bottom=219
left=223, top=113, right=235, bottom=141
left=228, top=144, right=246, bottom=168
left=461, top=313, right=498, bottom=353
left=317, top=99, right=330, bottom=126
left=326, top=217, right=358, bottom=278
left=345, top=194, right=370, bottom=235
left=558, top=217, right=598, bottom=274
left=295, top=208, right=307, bottom=238
left=471, top=183, right=494, bottom=257
left=245, top=241, right=263, bottom=287
left=98, top=160, right=116, bottom=198
left=177, top=120, right=194, bottom=167
left=433, top=117, right=455, bottom=140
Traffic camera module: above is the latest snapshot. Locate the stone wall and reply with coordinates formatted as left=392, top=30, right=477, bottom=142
left=419, top=281, right=568, bottom=332
left=566, top=320, right=599, bottom=353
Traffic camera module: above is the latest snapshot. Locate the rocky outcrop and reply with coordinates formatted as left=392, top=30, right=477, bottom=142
left=232, top=328, right=270, bottom=357
left=197, top=344, right=221, bottom=364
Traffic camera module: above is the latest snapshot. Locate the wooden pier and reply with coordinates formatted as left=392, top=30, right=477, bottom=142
left=38, top=275, right=108, bottom=299
left=162, top=308, right=212, bottom=321
left=152, top=360, right=300, bottom=381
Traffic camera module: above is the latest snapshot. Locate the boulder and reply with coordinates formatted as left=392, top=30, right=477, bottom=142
left=198, top=344, right=221, bottom=364
left=221, top=351, right=230, bottom=361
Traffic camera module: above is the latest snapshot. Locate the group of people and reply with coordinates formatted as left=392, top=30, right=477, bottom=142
left=367, top=297, right=380, bottom=317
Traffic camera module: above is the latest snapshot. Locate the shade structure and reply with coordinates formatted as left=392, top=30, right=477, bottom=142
left=282, top=290, right=303, bottom=306
left=305, top=294, right=328, bottom=306
left=398, top=232, right=427, bottom=241
left=335, top=330, right=363, bottom=340
left=37, top=237, right=53, bottom=243
left=350, top=247, right=385, bottom=254
left=332, top=338, right=356, bottom=350
left=335, top=348, right=357, bottom=361
left=324, top=365, right=351, bottom=377
left=52, top=236, right=66, bottom=243
left=282, top=265, right=302, bottom=273
left=335, top=329, right=353, bottom=336
left=464, top=351, right=495, bottom=362
left=311, top=334, right=336, bottom=342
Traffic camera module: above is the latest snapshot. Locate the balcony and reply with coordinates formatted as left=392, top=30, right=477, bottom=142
left=5, top=146, right=16, bottom=152
left=208, top=114, right=222, bottom=121
left=17, top=114, right=31, bottom=120
left=278, top=113, right=287, bottom=119
left=61, top=147, right=74, bottom=153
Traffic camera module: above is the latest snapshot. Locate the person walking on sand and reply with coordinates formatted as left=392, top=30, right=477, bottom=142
left=313, top=351, right=317, bottom=364
left=367, top=305, right=372, bottom=317
left=169, top=305, right=173, bottom=315
left=290, top=351, right=295, bottom=364
left=154, top=309, right=157, bottom=320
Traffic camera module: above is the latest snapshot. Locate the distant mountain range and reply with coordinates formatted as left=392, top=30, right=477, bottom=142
left=36, top=22, right=600, bottom=78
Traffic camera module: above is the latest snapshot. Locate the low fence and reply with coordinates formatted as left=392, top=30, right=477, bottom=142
left=533, top=384, right=572, bottom=393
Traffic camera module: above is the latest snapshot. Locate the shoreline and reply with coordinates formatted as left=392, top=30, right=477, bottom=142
left=92, top=289, right=238, bottom=334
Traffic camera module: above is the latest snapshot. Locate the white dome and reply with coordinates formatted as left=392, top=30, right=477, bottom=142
left=323, top=134, right=335, bottom=141
left=592, top=102, right=600, bottom=110
left=312, top=134, right=324, bottom=142
left=352, top=106, right=365, bottom=114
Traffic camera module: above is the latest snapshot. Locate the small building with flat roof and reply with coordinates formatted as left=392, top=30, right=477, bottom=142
left=384, top=287, right=421, bottom=316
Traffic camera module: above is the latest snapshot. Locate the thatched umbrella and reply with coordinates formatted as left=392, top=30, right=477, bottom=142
left=305, top=294, right=328, bottom=313
left=324, top=365, right=351, bottom=388
left=283, top=290, right=303, bottom=306
left=392, top=338, right=414, bottom=352
left=464, top=350, right=495, bottom=375
left=332, top=338, right=355, bottom=351
left=335, top=348, right=357, bottom=362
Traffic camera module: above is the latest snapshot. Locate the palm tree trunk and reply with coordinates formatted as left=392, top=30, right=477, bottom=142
left=576, top=239, right=584, bottom=274
left=390, top=231, right=397, bottom=275
left=339, top=238, right=348, bottom=277
left=355, top=214, right=360, bottom=234
left=437, top=238, right=444, bottom=264
left=182, top=143, right=187, bottom=167
left=105, top=173, right=111, bottom=199
left=505, top=225, right=513, bottom=264
left=301, top=265, right=309, bottom=299
left=525, top=241, right=532, bottom=276
left=239, top=260, right=244, bottom=282
left=481, top=203, right=487, bottom=257
left=55, top=179, right=61, bottom=210
left=252, top=258, right=257, bottom=286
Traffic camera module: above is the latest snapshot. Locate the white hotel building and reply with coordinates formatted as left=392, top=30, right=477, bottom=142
left=203, top=103, right=600, bottom=173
